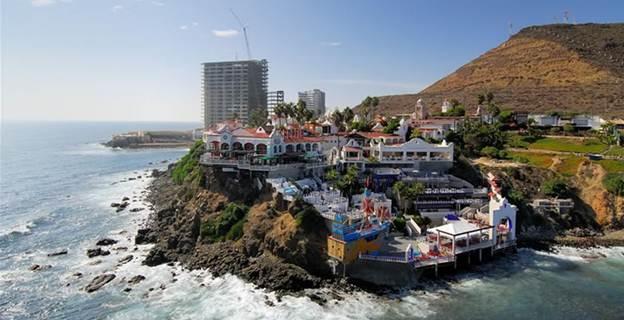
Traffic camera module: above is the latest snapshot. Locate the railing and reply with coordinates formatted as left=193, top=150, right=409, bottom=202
left=359, top=253, right=414, bottom=264
left=455, top=240, right=494, bottom=254
left=200, top=155, right=328, bottom=171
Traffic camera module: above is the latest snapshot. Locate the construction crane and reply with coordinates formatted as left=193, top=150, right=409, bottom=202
left=230, top=9, right=252, bottom=60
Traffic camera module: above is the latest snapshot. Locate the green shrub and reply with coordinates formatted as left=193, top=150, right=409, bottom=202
left=542, top=178, right=571, bottom=198
left=393, top=216, right=406, bottom=233
left=481, top=146, right=502, bottom=158
left=603, top=174, right=624, bottom=196
left=295, top=206, right=323, bottom=231
left=200, top=203, right=249, bottom=242
left=172, top=140, right=205, bottom=185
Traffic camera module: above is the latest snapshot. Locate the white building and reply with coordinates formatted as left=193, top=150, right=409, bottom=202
left=333, top=137, right=454, bottom=172
left=298, top=89, right=326, bottom=117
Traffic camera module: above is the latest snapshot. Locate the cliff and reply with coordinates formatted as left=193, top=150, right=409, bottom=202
left=136, top=152, right=334, bottom=292
left=357, top=23, right=624, bottom=117
left=452, top=156, right=624, bottom=248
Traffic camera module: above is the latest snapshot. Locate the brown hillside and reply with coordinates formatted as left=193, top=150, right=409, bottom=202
left=361, top=23, right=624, bottom=118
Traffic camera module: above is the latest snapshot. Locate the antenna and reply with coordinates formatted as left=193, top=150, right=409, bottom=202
left=230, top=9, right=252, bottom=59
left=564, top=10, right=569, bottom=23
left=508, top=22, right=513, bottom=36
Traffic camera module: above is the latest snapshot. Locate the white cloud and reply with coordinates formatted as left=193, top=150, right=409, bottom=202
left=321, top=41, right=342, bottom=47
left=324, top=79, right=424, bottom=90
left=212, top=29, right=239, bottom=38
left=31, top=0, right=56, bottom=7
left=179, top=25, right=188, bottom=30
left=192, top=21, right=199, bottom=27
left=112, top=4, right=124, bottom=11
left=151, top=1, right=165, bottom=6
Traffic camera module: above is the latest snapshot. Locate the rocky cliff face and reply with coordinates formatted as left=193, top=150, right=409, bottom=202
left=358, top=23, right=624, bottom=117
left=137, top=165, right=332, bottom=293
left=467, top=157, right=624, bottom=247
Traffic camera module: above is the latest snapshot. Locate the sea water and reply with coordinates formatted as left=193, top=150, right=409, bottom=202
left=1, top=121, right=623, bottom=320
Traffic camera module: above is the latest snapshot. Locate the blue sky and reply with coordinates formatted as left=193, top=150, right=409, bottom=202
left=2, top=0, right=623, bottom=122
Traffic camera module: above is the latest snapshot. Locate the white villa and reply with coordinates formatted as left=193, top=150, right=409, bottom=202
left=332, top=137, right=454, bottom=171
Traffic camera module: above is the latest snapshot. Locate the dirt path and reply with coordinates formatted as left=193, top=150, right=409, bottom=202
left=471, top=157, right=525, bottom=168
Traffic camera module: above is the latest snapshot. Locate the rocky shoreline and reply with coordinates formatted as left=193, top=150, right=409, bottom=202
left=134, top=165, right=343, bottom=295
left=133, top=165, right=624, bottom=296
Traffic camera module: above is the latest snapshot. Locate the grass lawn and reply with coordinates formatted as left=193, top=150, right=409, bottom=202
left=596, top=159, right=624, bottom=174
left=508, top=151, right=553, bottom=169
left=557, top=156, right=584, bottom=176
left=528, top=137, right=608, bottom=154
left=605, top=145, right=624, bottom=157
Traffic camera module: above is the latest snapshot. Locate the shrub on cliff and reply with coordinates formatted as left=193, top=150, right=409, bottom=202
left=541, top=178, right=571, bottom=198
left=294, top=206, right=324, bottom=232
left=603, top=174, right=624, bottom=196
left=201, top=203, right=249, bottom=242
left=172, top=140, right=205, bottom=185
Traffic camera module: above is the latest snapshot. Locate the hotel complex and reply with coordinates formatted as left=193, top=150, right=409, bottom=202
left=201, top=60, right=268, bottom=128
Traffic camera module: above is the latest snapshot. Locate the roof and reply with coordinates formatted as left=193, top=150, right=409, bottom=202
left=427, top=220, right=484, bottom=236
left=350, top=131, right=399, bottom=139
left=344, top=146, right=362, bottom=152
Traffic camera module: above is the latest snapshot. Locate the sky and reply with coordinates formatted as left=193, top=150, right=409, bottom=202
left=2, top=0, right=623, bottom=122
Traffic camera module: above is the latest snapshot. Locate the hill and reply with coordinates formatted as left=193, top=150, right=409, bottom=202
left=360, top=23, right=624, bottom=118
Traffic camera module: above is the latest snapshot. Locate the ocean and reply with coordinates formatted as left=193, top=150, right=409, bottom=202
left=1, top=121, right=623, bottom=320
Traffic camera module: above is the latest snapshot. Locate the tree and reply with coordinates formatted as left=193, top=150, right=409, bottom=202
left=382, top=118, right=401, bottom=134
left=603, top=174, right=624, bottom=196
left=410, top=128, right=422, bottom=140
left=563, top=123, right=575, bottom=134
left=449, top=118, right=508, bottom=158
left=542, top=178, right=571, bottom=198
left=325, top=169, right=339, bottom=182
left=598, top=122, right=619, bottom=145
left=342, top=107, right=355, bottom=124
left=359, top=96, right=379, bottom=121
left=294, top=99, right=314, bottom=123
left=480, top=146, right=501, bottom=158
left=392, top=181, right=425, bottom=214
left=248, top=109, right=268, bottom=128
left=331, top=110, right=344, bottom=131
left=335, top=165, right=361, bottom=199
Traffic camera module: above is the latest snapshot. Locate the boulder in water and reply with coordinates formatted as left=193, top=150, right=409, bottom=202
left=29, top=264, right=52, bottom=271
left=47, top=249, right=68, bottom=257
left=86, top=248, right=110, bottom=258
left=96, top=238, right=118, bottom=246
left=85, top=274, right=116, bottom=293
left=127, top=275, right=146, bottom=285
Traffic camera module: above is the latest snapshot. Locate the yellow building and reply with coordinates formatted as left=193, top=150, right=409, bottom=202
left=327, top=233, right=385, bottom=264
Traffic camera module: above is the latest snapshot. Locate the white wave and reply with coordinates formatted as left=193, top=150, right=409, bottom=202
left=0, top=220, right=38, bottom=238
left=524, top=245, right=624, bottom=263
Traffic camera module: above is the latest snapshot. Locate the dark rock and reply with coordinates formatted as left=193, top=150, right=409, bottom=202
left=123, top=288, right=132, bottom=292
left=88, top=259, right=102, bottom=266
left=143, top=247, right=170, bottom=266
left=85, top=274, right=116, bottom=293
left=96, top=238, right=118, bottom=246
left=135, top=228, right=157, bottom=245
left=118, top=255, right=133, bottom=265
left=30, top=264, right=52, bottom=271
left=122, top=197, right=130, bottom=201
left=47, top=249, right=68, bottom=257
left=129, top=208, right=144, bottom=213
left=87, top=248, right=110, bottom=258
left=73, top=272, right=83, bottom=277
left=128, top=275, right=146, bottom=285
left=113, top=246, right=128, bottom=251
left=111, top=203, right=121, bottom=208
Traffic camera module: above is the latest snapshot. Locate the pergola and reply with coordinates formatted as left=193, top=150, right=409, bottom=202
left=427, top=220, right=494, bottom=255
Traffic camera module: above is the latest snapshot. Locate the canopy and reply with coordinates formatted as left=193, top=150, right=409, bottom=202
left=427, top=220, right=483, bottom=237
